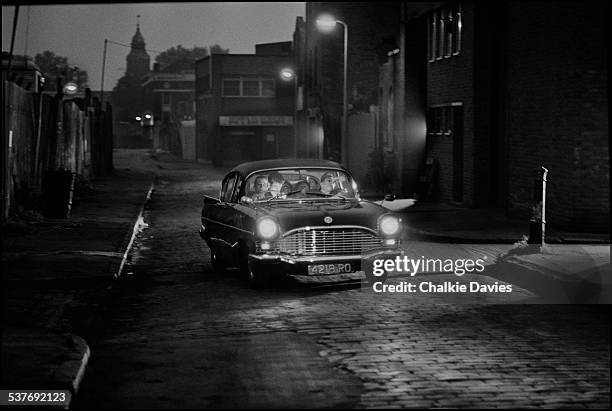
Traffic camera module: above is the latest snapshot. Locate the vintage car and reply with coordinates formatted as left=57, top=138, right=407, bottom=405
left=200, top=159, right=404, bottom=287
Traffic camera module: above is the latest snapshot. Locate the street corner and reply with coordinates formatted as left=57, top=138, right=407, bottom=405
left=1, top=328, right=91, bottom=403
left=483, top=251, right=612, bottom=304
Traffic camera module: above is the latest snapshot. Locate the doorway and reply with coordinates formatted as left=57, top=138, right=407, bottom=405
left=262, top=131, right=277, bottom=159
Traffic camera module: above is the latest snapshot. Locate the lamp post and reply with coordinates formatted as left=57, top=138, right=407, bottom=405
left=316, top=14, right=348, bottom=166
left=279, top=67, right=298, bottom=158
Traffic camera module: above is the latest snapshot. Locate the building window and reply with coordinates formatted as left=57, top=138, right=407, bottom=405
left=436, top=9, right=444, bottom=60
left=427, top=104, right=459, bottom=136
left=162, top=93, right=171, bottom=105
left=444, top=8, right=452, bottom=57
left=428, top=13, right=436, bottom=62
left=222, top=79, right=241, bottom=96
left=261, top=80, right=275, bottom=97
left=452, top=3, right=462, bottom=55
left=242, top=79, right=260, bottom=96
left=428, top=3, right=462, bottom=62
left=222, top=77, right=275, bottom=97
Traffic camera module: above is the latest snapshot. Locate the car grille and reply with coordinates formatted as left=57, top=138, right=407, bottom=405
left=257, top=228, right=383, bottom=256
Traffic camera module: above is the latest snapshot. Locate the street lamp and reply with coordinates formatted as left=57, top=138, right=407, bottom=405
left=279, top=67, right=295, bottom=81
left=316, top=14, right=348, bottom=166
left=63, top=82, right=78, bottom=95
left=279, top=67, right=298, bottom=158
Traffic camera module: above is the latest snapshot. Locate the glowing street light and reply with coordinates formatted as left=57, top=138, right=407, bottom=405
left=280, top=67, right=295, bottom=81
left=316, top=13, right=348, bottom=166
left=135, top=116, right=142, bottom=121
left=315, top=14, right=338, bottom=32
left=63, top=82, right=78, bottom=95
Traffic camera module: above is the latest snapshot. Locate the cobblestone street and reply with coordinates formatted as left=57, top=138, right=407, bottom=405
left=74, top=151, right=610, bottom=408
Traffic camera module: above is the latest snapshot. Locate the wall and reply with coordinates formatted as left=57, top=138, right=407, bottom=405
left=2, top=81, right=113, bottom=220
left=426, top=2, right=475, bottom=204
left=505, top=1, right=609, bottom=231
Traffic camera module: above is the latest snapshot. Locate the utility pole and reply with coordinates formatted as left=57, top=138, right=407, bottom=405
left=7, top=5, right=20, bottom=74
left=100, top=39, right=108, bottom=106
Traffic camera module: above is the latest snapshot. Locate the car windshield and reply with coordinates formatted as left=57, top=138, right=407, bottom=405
left=242, top=168, right=358, bottom=202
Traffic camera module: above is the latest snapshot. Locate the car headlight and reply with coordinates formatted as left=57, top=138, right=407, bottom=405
left=379, top=214, right=401, bottom=237
left=256, top=217, right=280, bottom=240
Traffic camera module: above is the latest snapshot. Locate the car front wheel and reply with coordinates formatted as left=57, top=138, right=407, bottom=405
left=210, top=249, right=226, bottom=273
left=239, top=244, right=269, bottom=289
left=246, top=260, right=270, bottom=289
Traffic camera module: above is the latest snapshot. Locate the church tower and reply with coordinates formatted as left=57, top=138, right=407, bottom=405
left=126, top=16, right=150, bottom=80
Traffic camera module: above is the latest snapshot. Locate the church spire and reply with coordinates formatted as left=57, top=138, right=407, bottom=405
left=131, top=16, right=146, bottom=50
left=126, top=16, right=150, bottom=79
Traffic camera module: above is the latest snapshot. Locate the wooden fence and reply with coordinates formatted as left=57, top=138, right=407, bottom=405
left=2, top=80, right=114, bottom=221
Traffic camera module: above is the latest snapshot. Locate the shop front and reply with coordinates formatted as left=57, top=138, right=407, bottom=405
left=218, top=116, right=294, bottom=164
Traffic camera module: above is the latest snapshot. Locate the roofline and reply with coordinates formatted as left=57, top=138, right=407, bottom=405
left=196, top=53, right=292, bottom=64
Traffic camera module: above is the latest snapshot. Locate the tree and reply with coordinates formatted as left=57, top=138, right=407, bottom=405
left=112, top=44, right=229, bottom=121
left=34, top=50, right=88, bottom=91
left=154, top=44, right=229, bottom=72
left=209, top=44, right=230, bottom=55
left=112, top=74, right=146, bottom=121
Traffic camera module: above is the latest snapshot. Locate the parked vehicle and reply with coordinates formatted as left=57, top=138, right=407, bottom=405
left=200, top=159, right=403, bottom=287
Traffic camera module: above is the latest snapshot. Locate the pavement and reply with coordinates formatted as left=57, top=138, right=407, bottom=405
left=1, top=148, right=610, bottom=408
left=400, top=201, right=610, bottom=244
left=398, top=201, right=611, bottom=304
left=1, top=149, right=156, bottom=408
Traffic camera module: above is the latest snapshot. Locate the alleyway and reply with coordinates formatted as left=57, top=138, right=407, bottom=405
left=73, top=150, right=610, bottom=408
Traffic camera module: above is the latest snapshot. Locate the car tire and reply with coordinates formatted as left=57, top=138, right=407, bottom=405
left=210, top=249, right=226, bottom=273
left=238, top=244, right=269, bottom=289
left=246, top=259, right=270, bottom=289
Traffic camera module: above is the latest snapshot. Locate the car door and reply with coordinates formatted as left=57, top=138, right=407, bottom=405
left=224, top=174, right=248, bottom=260
left=206, top=172, right=238, bottom=260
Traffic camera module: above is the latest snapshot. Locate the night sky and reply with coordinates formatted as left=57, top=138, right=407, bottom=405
left=2, top=2, right=305, bottom=90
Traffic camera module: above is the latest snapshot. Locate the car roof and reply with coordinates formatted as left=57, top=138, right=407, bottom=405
left=230, top=158, right=347, bottom=177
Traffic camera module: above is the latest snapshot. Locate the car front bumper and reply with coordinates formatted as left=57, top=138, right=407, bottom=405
left=248, top=247, right=404, bottom=276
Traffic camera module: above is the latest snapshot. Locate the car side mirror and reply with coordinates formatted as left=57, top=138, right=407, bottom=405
left=384, top=194, right=397, bottom=201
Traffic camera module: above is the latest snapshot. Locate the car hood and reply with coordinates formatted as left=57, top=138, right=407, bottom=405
left=251, top=200, right=387, bottom=233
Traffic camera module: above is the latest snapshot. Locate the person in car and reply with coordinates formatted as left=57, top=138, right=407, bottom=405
left=251, top=175, right=272, bottom=200
left=320, top=172, right=341, bottom=195
left=292, top=180, right=310, bottom=197
left=268, top=172, right=291, bottom=198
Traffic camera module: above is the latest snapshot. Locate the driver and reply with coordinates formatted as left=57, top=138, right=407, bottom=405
left=320, top=172, right=341, bottom=195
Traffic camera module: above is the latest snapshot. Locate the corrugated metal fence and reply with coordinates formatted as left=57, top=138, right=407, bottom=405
left=2, top=81, right=114, bottom=221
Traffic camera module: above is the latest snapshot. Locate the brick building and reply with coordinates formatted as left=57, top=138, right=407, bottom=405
left=420, top=1, right=608, bottom=230
left=297, top=1, right=608, bottom=231
left=195, top=43, right=295, bottom=166
left=503, top=2, right=608, bottom=230
left=295, top=2, right=403, bottom=190
left=142, top=62, right=195, bottom=124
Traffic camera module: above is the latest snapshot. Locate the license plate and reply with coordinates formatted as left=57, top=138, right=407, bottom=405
left=307, top=263, right=355, bottom=275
